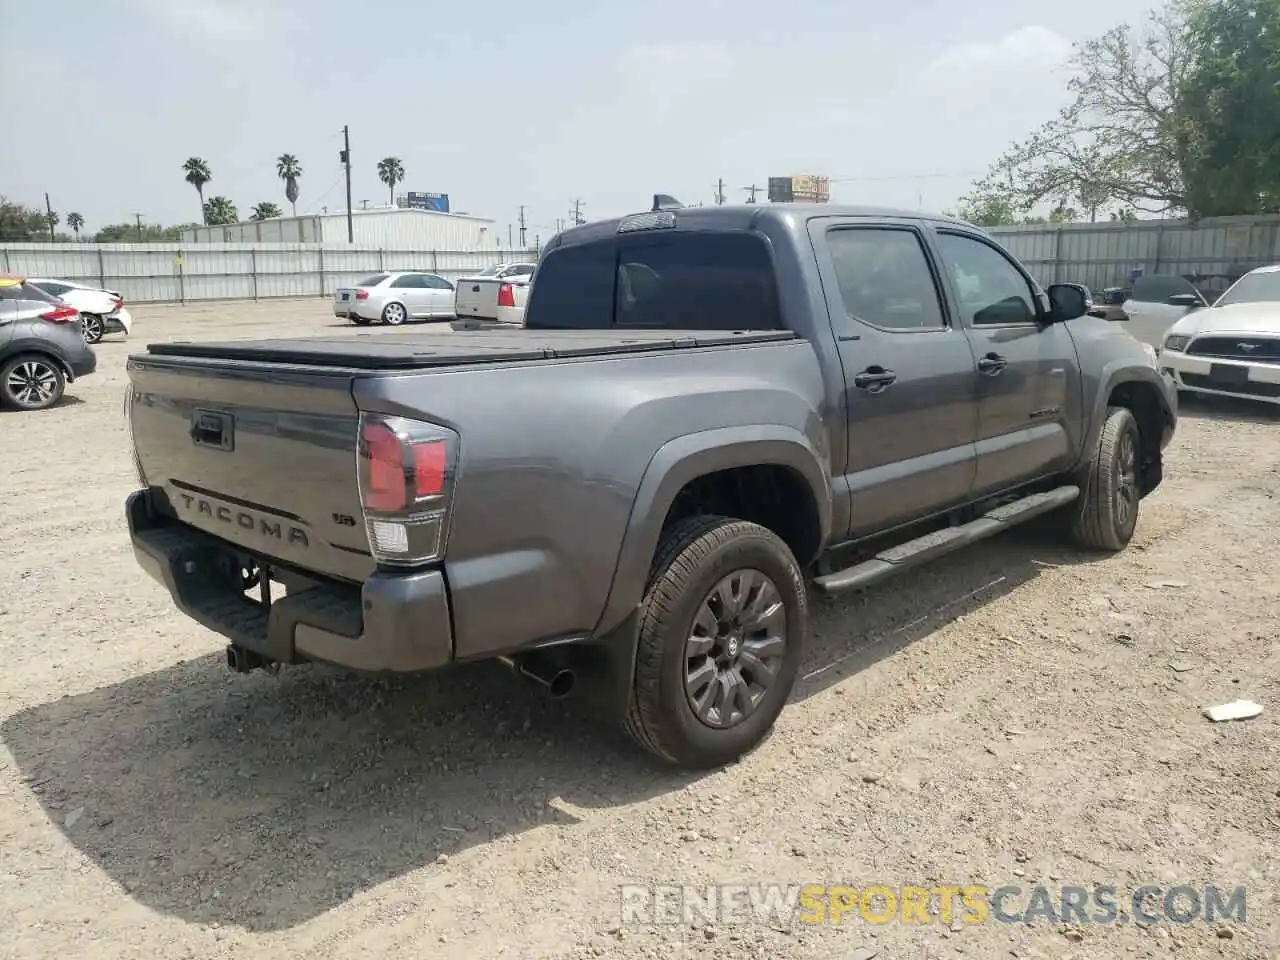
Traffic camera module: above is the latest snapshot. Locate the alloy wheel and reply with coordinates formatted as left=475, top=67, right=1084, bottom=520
left=5, top=360, right=61, bottom=408
left=683, top=569, right=788, bottom=729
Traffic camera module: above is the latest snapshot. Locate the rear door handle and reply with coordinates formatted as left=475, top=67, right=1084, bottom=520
left=853, top=367, right=897, bottom=392
left=977, top=354, right=1007, bottom=375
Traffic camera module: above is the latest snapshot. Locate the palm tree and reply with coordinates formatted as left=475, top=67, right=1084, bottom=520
left=276, top=154, right=302, bottom=216
left=67, top=212, right=84, bottom=239
left=377, top=157, right=405, bottom=206
left=183, top=157, right=213, bottom=224
left=250, top=202, right=282, bottom=221
left=203, top=196, right=238, bottom=226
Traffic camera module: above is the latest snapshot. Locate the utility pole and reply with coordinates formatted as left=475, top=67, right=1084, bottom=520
left=44, top=193, right=55, bottom=241
left=716, top=179, right=726, bottom=205
left=555, top=217, right=565, bottom=233
left=570, top=199, right=585, bottom=226
left=133, top=213, right=144, bottom=240
left=340, top=124, right=353, bottom=242
left=507, top=224, right=513, bottom=248
left=360, top=199, right=370, bottom=210
left=518, top=205, right=527, bottom=249
left=743, top=185, right=762, bottom=204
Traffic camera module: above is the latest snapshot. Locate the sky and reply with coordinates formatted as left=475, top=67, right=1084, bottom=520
left=2, top=0, right=1163, bottom=242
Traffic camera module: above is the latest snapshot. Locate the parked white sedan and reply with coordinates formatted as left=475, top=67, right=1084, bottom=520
left=1159, top=264, right=1280, bottom=404
left=333, top=271, right=456, bottom=325
left=27, top=277, right=132, bottom=344
left=453, top=262, right=537, bottom=326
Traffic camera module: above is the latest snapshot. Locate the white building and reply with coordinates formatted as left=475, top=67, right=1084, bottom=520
left=182, top=207, right=498, bottom=249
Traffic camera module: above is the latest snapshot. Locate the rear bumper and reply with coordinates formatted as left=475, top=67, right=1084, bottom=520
left=68, top=349, right=97, bottom=379
left=126, top=489, right=454, bottom=672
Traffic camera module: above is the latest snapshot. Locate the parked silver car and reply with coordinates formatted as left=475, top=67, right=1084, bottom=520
left=332, top=272, right=456, bottom=326
left=0, top=275, right=98, bottom=410
left=1108, top=275, right=1209, bottom=348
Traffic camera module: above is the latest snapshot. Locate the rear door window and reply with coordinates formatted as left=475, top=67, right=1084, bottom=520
left=525, top=231, right=782, bottom=331
left=356, top=274, right=389, bottom=287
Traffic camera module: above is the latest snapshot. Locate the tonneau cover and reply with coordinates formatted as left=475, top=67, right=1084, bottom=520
left=141, top=328, right=797, bottom=371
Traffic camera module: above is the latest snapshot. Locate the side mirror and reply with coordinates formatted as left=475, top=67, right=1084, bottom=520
left=1046, top=283, right=1089, bottom=322
left=1167, top=292, right=1203, bottom=308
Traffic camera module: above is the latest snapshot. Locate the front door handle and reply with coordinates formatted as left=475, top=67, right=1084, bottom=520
left=977, top=354, right=1007, bottom=375
left=853, top=367, right=897, bottom=392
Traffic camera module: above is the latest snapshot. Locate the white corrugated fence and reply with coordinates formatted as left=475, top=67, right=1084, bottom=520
left=0, top=243, right=538, bottom=304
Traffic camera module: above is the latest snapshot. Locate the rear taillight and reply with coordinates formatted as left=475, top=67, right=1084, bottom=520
left=497, top=283, right=516, bottom=308
left=40, top=305, right=79, bottom=324
left=356, top=412, right=459, bottom=567
left=355, top=289, right=370, bottom=301
left=112, top=297, right=125, bottom=312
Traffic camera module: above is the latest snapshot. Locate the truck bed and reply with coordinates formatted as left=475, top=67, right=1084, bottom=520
left=142, top=328, right=797, bottom=370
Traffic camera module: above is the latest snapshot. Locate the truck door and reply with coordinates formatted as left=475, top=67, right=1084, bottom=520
left=810, top=220, right=980, bottom=539
left=928, top=227, right=1084, bottom=495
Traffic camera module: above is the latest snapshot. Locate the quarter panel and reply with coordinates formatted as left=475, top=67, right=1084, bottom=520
left=352, top=340, right=829, bottom=659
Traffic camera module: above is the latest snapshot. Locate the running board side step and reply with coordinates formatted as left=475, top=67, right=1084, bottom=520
left=813, top=485, right=1080, bottom=595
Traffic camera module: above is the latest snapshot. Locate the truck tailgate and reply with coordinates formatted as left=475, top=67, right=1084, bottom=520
left=454, top=278, right=503, bottom=320
left=128, top=357, right=374, bottom=583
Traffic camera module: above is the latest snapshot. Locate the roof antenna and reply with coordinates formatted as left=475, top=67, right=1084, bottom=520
left=652, top=194, right=684, bottom=212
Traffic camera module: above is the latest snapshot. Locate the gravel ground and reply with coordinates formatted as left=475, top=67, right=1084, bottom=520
left=1, top=299, right=1277, bottom=960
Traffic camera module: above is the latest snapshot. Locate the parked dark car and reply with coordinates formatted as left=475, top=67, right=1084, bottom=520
left=121, top=201, right=1177, bottom=769
left=0, top=275, right=98, bottom=410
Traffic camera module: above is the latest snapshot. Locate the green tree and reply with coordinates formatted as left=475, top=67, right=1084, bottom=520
left=203, top=196, right=239, bottom=226
left=45, top=209, right=59, bottom=240
left=946, top=194, right=1021, bottom=227
left=377, top=156, right=405, bottom=206
left=183, top=157, right=213, bottom=224
left=1178, top=0, right=1280, bottom=215
left=250, top=201, right=283, bottom=221
left=960, top=3, right=1193, bottom=218
left=92, top=222, right=197, bottom=242
left=67, top=212, right=85, bottom=238
left=276, top=153, right=302, bottom=216
left=0, top=198, right=51, bottom=241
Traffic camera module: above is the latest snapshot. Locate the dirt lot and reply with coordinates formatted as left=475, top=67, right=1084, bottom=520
left=1, top=299, right=1277, bottom=960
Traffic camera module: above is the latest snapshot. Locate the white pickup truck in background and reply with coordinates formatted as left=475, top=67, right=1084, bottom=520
left=452, top=262, right=537, bottom=327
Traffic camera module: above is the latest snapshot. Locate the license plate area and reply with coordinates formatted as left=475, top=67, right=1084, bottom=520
left=1209, top=363, right=1249, bottom=386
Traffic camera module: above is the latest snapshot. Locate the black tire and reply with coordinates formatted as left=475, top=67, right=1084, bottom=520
left=624, top=515, right=808, bottom=769
left=381, top=302, right=407, bottom=325
left=81, top=313, right=104, bottom=344
left=1068, top=405, right=1142, bottom=551
left=1, top=354, right=67, bottom=411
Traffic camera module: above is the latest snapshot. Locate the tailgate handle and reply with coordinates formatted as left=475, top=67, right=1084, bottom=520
left=191, top=409, right=234, bottom=451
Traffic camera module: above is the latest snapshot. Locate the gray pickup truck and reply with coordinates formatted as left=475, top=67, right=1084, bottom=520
left=123, top=200, right=1177, bottom=769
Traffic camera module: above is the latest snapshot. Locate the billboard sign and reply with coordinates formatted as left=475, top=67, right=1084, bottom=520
left=767, top=175, right=830, bottom=204
left=403, top=191, right=450, bottom=212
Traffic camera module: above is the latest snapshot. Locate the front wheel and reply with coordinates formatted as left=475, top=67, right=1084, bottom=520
left=1, top=355, right=67, bottom=411
left=1068, top=405, right=1142, bottom=551
left=81, top=313, right=104, bottom=344
left=624, top=515, right=807, bottom=769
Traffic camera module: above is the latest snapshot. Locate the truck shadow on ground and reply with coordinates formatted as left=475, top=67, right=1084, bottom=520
left=2, top=529, right=1104, bottom=932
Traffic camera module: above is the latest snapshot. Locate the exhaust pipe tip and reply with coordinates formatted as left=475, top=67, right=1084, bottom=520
left=226, top=644, right=271, bottom=674
left=547, top=669, right=575, bottom=699
left=498, top=654, right=576, bottom=699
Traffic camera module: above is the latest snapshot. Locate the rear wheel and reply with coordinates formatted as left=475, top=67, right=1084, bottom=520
left=381, top=302, right=407, bottom=325
left=1, top=355, right=67, bottom=411
left=81, top=313, right=104, bottom=344
left=624, top=515, right=807, bottom=769
left=1066, top=405, right=1142, bottom=551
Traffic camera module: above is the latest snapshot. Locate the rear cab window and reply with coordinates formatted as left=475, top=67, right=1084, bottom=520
left=524, top=231, right=783, bottom=331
